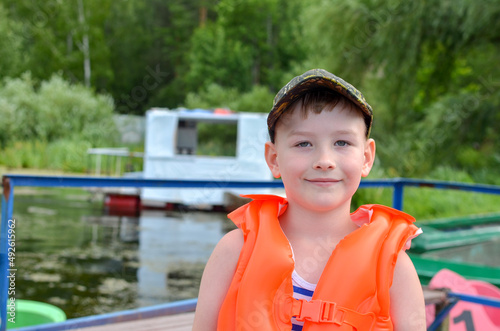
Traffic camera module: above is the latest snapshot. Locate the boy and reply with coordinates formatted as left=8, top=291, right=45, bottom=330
left=193, top=69, right=426, bottom=330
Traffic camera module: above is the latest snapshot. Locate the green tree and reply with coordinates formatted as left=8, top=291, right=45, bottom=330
left=110, top=0, right=216, bottom=113
left=2, top=0, right=114, bottom=86
left=186, top=23, right=254, bottom=92
left=184, top=0, right=306, bottom=94
left=0, top=4, right=26, bottom=77
left=298, top=0, right=500, bottom=178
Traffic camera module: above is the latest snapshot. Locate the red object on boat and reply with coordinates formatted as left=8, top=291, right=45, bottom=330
left=105, top=194, right=140, bottom=216
left=214, top=108, right=233, bottom=115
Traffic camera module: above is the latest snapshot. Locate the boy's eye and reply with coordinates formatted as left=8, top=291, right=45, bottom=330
left=296, top=141, right=311, bottom=147
left=335, top=140, right=349, bottom=147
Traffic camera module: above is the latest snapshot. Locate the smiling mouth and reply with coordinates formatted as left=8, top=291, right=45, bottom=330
left=306, top=178, right=340, bottom=183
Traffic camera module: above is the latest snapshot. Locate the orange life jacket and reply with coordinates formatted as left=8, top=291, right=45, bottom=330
left=217, top=195, right=420, bottom=331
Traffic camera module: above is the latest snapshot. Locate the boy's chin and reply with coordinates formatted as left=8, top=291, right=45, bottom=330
left=293, top=197, right=350, bottom=213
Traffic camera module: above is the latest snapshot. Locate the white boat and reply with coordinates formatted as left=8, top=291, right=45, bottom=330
left=141, top=108, right=274, bottom=208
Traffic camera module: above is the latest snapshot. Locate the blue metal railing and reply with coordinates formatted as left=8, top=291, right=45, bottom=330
left=2, top=174, right=500, bottom=330
left=12, top=298, right=198, bottom=331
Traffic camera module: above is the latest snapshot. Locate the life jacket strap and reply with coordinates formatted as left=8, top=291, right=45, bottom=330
left=291, top=298, right=376, bottom=329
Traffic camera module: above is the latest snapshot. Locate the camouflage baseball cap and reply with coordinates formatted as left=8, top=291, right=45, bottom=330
left=268, top=69, right=373, bottom=142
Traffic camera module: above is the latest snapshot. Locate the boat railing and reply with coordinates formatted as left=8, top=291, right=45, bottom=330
left=2, top=175, right=500, bottom=330
left=87, top=147, right=144, bottom=176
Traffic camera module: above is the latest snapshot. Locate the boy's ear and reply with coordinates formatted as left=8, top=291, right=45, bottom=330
left=361, top=138, right=376, bottom=177
left=265, top=141, right=281, bottom=178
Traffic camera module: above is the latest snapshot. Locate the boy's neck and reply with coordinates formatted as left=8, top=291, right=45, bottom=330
left=279, top=200, right=356, bottom=239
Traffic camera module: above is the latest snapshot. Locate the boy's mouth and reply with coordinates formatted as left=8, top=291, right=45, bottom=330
left=306, top=178, right=340, bottom=183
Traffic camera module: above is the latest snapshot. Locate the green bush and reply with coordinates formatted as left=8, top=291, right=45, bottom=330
left=0, top=97, right=15, bottom=148
left=185, top=83, right=273, bottom=113
left=236, top=85, right=274, bottom=113
left=0, top=73, right=118, bottom=171
left=0, top=73, right=41, bottom=142
left=185, top=83, right=240, bottom=111
left=0, top=73, right=117, bottom=147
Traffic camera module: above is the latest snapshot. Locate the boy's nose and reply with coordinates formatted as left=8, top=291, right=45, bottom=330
left=313, top=149, right=336, bottom=170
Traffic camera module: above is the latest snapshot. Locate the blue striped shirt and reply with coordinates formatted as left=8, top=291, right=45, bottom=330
left=291, top=270, right=316, bottom=331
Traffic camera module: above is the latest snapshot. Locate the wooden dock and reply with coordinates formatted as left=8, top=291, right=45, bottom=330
left=78, top=312, right=194, bottom=331
left=67, top=288, right=444, bottom=331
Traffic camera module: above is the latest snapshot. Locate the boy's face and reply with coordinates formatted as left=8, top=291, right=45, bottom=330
left=265, top=103, right=375, bottom=213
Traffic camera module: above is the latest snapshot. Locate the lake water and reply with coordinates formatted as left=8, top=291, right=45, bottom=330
left=12, top=188, right=234, bottom=319
left=420, top=237, right=500, bottom=266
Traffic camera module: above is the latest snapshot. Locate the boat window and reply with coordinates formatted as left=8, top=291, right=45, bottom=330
left=176, top=120, right=237, bottom=157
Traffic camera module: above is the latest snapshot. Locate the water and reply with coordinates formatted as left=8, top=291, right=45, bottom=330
left=12, top=188, right=234, bottom=319
left=420, top=238, right=500, bottom=267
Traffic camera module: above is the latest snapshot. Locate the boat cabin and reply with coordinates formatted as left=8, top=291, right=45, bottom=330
left=141, top=108, right=273, bottom=207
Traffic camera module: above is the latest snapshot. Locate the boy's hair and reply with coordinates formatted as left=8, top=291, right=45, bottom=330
left=268, top=69, right=373, bottom=143
left=275, top=90, right=363, bottom=139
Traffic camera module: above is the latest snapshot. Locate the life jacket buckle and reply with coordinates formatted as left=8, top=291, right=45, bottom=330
left=294, top=299, right=342, bottom=324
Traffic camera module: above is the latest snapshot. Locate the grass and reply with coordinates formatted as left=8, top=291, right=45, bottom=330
left=353, top=185, right=500, bottom=220
left=0, top=141, right=145, bottom=177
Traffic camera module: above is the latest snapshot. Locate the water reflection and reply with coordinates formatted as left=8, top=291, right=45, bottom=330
left=14, top=189, right=233, bottom=319
left=137, top=211, right=223, bottom=306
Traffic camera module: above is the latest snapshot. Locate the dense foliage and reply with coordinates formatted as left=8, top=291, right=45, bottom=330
left=1, top=0, right=499, bottom=182
left=0, top=73, right=117, bottom=171
left=299, top=0, right=500, bottom=180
